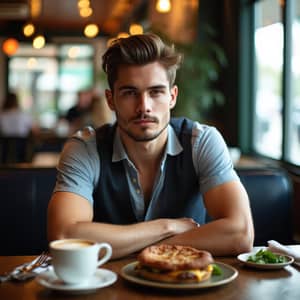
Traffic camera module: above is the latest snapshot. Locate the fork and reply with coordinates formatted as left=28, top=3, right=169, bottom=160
left=13, top=251, right=51, bottom=281
left=0, top=251, right=50, bottom=282
left=19, top=251, right=50, bottom=273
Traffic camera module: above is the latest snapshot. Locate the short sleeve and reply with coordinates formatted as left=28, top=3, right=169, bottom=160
left=192, top=123, right=239, bottom=194
left=53, top=133, right=99, bottom=204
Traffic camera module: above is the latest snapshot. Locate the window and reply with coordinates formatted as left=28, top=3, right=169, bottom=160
left=252, top=0, right=300, bottom=166
left=286, top=1, right=300, bottom=164
left=253, top=0, right=283, bottom=159
left=8, top=44, right=94, bottom=129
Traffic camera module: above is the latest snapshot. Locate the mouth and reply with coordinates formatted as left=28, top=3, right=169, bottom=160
left=132, top=116, right=157, bottom=126
left=133, top=119, right=155, bottom=125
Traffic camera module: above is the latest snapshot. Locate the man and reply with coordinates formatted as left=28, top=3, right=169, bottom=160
left=48, top=33, right=254, bottom=259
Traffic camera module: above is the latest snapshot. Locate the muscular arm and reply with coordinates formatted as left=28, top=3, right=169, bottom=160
left=47, top=192, right=198, bottom=259
left=160, top=180, right=254, bottom=256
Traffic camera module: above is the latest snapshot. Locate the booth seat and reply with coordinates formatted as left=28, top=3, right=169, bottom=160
left=0, top=167, right=56, bottom=255
left=237, top=167, right=294, bottom=246
left=0, top=166, right=295, bottom=255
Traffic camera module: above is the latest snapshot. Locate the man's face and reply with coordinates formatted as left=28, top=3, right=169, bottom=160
left=105, top=62, right=178, bottom=142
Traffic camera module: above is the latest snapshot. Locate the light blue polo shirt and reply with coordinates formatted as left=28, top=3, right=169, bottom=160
left=54, top=121, right=238, bottom=221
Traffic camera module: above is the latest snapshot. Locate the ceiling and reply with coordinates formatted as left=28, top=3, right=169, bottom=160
left=0, top=0, right=147, bottom=38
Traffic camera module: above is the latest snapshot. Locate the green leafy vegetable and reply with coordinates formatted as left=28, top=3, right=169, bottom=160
left=247, top=249, right=288, bottom=264
left=212, top=264, right=222, bottom=275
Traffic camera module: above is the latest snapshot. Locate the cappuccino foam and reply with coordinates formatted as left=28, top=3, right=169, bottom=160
left=52, top=240, right=93, bottom=250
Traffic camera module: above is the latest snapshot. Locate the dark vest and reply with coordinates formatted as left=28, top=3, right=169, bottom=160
left=93, top=117, right=206, bottom=224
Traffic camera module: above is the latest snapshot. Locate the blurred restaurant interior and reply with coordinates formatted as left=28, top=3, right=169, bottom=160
left=0, top=0, right=300, bottom=252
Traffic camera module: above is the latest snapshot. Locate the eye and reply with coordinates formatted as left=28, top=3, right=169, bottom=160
left=120, top=89, right=137, bottom=97
left=150, top=89, right=165, bottom=97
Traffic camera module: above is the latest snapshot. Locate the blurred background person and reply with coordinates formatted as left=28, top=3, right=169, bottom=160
left=65, top=89, right=94, bottom=134
left=0, top=92, right=38, bottom=163
left=88, top=90, right=115, bottom=128
left=65, top=88, right=115, bottom=134
left=0, top=92, right=37, bottom=137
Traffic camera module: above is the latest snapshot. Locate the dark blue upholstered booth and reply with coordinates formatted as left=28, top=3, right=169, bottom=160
left=237, top=167, right=294, bottom=246
left=0, top=167, right=56, bottom=255
left=0, top=166, right=294, bottom=255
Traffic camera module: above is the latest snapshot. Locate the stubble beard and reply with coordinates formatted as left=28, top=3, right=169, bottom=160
left=117, top=113, right=169, bottom=142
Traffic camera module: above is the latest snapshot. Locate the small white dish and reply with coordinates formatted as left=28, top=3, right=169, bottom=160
left=36, top=266, right=117, bottom=294
left=120, top=261, right=238, bottom=290
left=237, top=252, right=294, bottom=269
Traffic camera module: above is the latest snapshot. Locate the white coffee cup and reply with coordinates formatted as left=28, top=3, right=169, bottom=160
left=49, top=238, right=112, bottom=284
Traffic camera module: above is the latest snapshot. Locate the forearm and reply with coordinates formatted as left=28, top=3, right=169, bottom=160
left=161, top=217, right=254, bottom=256
left=56, top=218, right=176, bottom=259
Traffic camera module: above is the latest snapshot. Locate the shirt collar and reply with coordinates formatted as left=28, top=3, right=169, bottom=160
left=112, top=124, right=183, bottom=162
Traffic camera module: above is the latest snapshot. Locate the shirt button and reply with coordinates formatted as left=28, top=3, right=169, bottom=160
left=132, top=178, right=137, bottom=183
left=136, top=189, right=140, bottom=194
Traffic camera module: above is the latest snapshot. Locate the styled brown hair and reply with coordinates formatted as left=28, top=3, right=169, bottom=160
left=102, top=33, right=182, bottom=90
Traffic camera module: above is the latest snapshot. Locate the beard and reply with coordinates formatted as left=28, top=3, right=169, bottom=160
left=117, top=113, right=169, bottom=142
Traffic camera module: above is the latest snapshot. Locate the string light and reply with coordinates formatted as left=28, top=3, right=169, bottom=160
left=84, top=24, right=99, bottom=38
left=32, top=35, right=45, bottom=49
left=79, top=7, right=93, bottom=18
left=78, top=0, right=92, bottom=18
left=2, top=38, right=19, bottom=56
left=30, top=0, right=41, bottom=18
left=23, top=23, right=35, bottom=37
left=156, top=0, right=171, bottom=13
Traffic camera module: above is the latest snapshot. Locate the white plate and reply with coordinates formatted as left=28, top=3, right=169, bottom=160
left=237, top=252, right=294, bottom=269
left=120, top=261, right=238, bottom=290
left=36, top=267, right=117, bottom=294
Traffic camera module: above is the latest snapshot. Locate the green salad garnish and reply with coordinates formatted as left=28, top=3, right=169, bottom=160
left=212, top=264, right=222, bottom=275
left=247, top=249, right=287, bottom=264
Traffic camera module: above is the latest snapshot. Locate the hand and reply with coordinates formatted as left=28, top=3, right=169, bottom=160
left=169, top=217, right=200, bottom=235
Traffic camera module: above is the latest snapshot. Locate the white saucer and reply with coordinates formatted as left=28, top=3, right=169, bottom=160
left=36, top=267, right=117, bottom=294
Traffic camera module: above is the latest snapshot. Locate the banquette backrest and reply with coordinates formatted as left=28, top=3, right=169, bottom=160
left=0, top=167, right=56, bottom=255
left=0, top=166, right=294, bottom=255
left=237, top=167, right=294, bottom=246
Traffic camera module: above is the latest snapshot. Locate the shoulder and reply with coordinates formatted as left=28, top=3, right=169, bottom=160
left=170, top=117, right=216, bottom=137
left=63, top=126, right=98, bottom=160
left=57, top=126, right=100, bottom=196
left=191, top=121, right=223, bottom=143
left=73, top=126, right=96, bottom=140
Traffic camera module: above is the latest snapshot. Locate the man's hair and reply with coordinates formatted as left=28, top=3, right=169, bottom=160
left=102, top=33, right=183, bottom=90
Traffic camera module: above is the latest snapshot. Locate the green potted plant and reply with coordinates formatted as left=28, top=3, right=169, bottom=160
left=171, top=28, right=227, bottom=123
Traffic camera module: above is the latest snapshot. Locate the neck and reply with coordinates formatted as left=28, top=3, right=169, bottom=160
left=119, top=128, right=168, bottom=171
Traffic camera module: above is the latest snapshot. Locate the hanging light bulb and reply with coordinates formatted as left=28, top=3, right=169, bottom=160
left=79, top=7, right=93, bottom=17
left=84, top=24, right=99, bottom=38
left=156, top=0, right=171, bottom=13
left=2, top=38, right=19, bottom=56
left=77, top=0, right=90, bottom=9
left=23, top=23, right=35, bottom=37
left=32, top=35, right=45, bottom=49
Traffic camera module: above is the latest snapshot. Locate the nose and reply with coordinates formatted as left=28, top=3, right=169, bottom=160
left=136, top=92, right=151, bottom=113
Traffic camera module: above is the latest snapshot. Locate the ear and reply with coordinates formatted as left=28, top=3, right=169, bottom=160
left=169, top=85, right=178, bottom=109
left=105, top=89, right=115, bottom=111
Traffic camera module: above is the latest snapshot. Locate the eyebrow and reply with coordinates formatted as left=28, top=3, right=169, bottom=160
left=118, top=84, right=168, bottom=91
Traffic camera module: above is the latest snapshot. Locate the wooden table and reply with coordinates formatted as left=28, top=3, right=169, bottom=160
left=1, top=250, right=300, bottom=300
